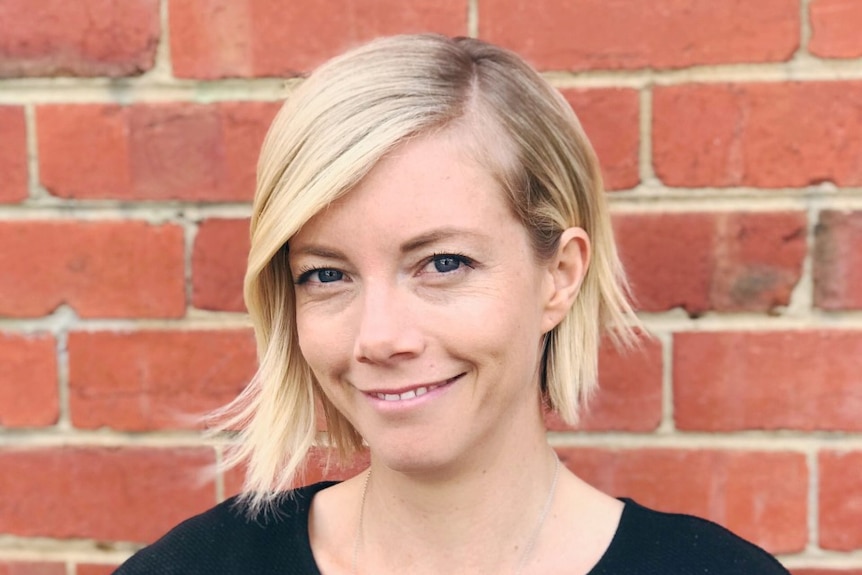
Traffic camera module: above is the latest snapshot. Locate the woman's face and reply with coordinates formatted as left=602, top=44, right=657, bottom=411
left=289, top=131, right=564, bottom=473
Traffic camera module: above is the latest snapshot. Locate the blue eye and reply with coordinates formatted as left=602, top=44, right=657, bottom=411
left=316, top=269, right=343, bottom=282
left=297, top=268, right=343, bottom=284
left=433, top=255, right=463, bottom=273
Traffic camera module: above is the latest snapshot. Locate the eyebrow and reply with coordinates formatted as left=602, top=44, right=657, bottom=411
left=287, top=245, right=346, bottom=260
left=289, top=227, right=488, bottom=260
left=399, top=227, right=487, bottom=254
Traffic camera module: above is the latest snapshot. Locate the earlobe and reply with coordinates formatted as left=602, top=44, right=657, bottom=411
left=541, top=227, right=590, bottom=333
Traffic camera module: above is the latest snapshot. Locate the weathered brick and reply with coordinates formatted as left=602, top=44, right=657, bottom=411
left=653, top=82, right=862, bottom=187
left=614, top=212, right=806, bottom=315
left=814, top=211, right=862, bottom=310
left=809, top=0, right=862, bottom=58
left=224, top=447, right=370, bottom=498
left=563, top=89, right=639, bottom=191
left=480, top=0, right=798, bottom=71
left=75, top=567, right=117, bottom=575
left=0, top=0, right=159, bottom=77
left=0, top=221, right=185, bottom=319
left=546, top=335, right=663, bottom=431
left=0, top=333, right=58, bottom=427
left=820, top=451, right=862, bottom=551
left=674, top=331, right=862, bottom=431
left=169, top=0, right=467, bottom=78
left=559, top=448, right=808, bottom=553
left=0, top=562, right=65, bottom=575
left=0, top=447, right=215, bottom=542
left=69, top=330, right=255, bottom=431
left=0, top=106, right=27, bottom=203
left=37, top=102, right=279, bottom=201
left=192, top=218, right=250, bottom=312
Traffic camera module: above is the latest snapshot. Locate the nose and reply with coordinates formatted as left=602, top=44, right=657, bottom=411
left=353, top=283, right=424, bottom=364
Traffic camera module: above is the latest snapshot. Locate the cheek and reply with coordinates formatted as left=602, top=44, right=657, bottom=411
left=295, top=310, right=349, bottom=381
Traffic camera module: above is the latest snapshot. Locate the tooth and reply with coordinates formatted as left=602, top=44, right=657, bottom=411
left=400, top=390, right=416, bottom=400
left=376, top=393, right=385, bottom=400
left=415, top=387, right=427, bottom=396
left=384, top=393, right=399, bottom=401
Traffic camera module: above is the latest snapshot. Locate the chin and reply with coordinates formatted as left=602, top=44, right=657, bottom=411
left=368, top=438, right=462, bottom=477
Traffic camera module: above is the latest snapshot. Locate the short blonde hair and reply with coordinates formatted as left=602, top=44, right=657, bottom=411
left=213, top=34, right=639, bottom=514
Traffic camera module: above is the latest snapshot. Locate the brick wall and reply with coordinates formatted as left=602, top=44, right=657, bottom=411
left=1, top=0, right=860, bottom=572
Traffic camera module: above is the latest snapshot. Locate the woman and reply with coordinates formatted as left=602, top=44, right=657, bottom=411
left=115, top=35, right=790, bottom=574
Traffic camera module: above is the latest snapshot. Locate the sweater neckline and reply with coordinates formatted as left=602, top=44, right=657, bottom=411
left=293, top=480, right=633, bottom=575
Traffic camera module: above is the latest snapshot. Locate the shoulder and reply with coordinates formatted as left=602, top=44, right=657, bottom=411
left=113, top=481, right=336, bottom=575
left=590, top=499, right=791, bottom=575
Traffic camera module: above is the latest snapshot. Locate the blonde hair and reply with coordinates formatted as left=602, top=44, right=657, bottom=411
left=211, top=34, right=639, bottom=514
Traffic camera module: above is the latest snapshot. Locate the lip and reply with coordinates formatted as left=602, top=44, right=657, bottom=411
left=360, top=373, right=464, bottom=408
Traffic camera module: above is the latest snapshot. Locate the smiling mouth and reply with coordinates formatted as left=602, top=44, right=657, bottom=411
left=367, top=374, right=462, bottom=402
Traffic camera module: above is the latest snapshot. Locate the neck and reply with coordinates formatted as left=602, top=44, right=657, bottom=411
left=356, top=423, right=559, bottom=574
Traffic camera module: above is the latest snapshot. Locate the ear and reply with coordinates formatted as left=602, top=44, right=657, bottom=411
left=541, top=227, right=590, bottom=333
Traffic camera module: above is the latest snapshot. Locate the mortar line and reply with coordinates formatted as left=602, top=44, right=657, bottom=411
left=784, top=198, right=818, bottom=316
left=3, top=58, right=862, bottom=104
left=156, top=0, right=174, bottom=80
left=2, top=190, right=862, bottom=221
left=22, top=104, right=41, bottom=201
left=0, top=315, right=253, bottom=332
left=800, top=0, right=813, bottom=59
left=182, top=216, right=199, bottom=317
left=54, top=313, right=74, bottom=431
left=657, top=331, right=674, bottom=433
left=7, top=309, right=862, bottom=333
left=467, top=0, right=479, bottom=37
left=637, top=86, right=656, bottom=186
left=806, top=449, right=820, bottom=553
left=2, top=428, right=860, bottom=449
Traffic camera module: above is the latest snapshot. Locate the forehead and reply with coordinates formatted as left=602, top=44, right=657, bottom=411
left=290, top=131, right=521, bottom=249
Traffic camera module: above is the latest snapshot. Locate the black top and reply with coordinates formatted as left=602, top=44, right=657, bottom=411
left=114, top=481, right=790, bottom=574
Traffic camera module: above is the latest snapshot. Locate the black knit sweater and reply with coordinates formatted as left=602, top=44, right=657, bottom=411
left=114, top=481, right=790, bottom=574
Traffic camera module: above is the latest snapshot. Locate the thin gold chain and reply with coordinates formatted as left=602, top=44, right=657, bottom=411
left=350, top=453, right=561, bottom=575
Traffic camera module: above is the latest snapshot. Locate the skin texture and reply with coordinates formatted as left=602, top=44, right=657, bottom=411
left=292, top=130, right=621, bottom=574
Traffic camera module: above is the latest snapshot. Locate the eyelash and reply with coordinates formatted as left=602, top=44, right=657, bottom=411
left=295, top=266, right=342, bottom=285
left=425, top=252, right=475, bottom=274
left=294, top=252, right=475, bottom=285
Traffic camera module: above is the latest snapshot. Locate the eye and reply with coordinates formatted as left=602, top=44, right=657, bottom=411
left=297, top=268, right=344, bottom=284
left=423, top=253, right=473, bottom=275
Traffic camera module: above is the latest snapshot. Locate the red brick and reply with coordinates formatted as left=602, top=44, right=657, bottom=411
left=0, top=447, right=215, bottom=542
left=674, top=331, right=862, bottom=431
left=0, top=106, right=27, bottom=203
left=809, top=0, right=862, bottom=58
left=75, top=567, right=117, bottom=575
left=614, top=212, right=806, bottom=315
left=820, top=451, right=862, bottom=551
left=37, top=102, right=279, bottom=201
left=814, top=211, right=862, bottom=310
left=69, top=330, right=255, bottom=431
left=562, top=89, right=639, bottom=191
left=224, top=447, right=370, bottom=498
left=169, top=0, right=467, bottom=78
left=546, top=334, right=662, bottom=431
left=653, top=82, right=862, bottom=188
left=0, top=563, right=65, bottom=575
left=0, top=221, right=184, bottom=319
left=480, top=0, right=798, bottom=71
left=0, top=333, right=58, bottom=427
left=558, top=448, right=807, bottom=553
left=75, top=567, right=116, bottom=575
left=0, top=0, right=159, bottom=77
left=193, top=218, right=250, bottom=312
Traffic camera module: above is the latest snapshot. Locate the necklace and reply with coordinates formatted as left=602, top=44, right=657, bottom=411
left=350, top=452, right=561, bottom=575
